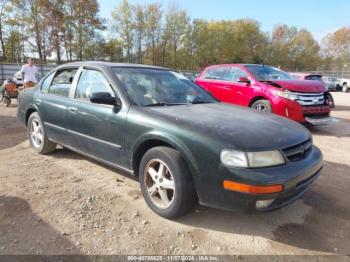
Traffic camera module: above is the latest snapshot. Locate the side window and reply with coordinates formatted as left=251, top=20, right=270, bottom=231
left=75, top=69, right=115, bottom=101
left=49, top=68, right=77, bottom=97
left=41, top=72, right=55, bottom=94
left=203, top=67, right=231, bottom=81
left=228, top=67, right=249, bottom=82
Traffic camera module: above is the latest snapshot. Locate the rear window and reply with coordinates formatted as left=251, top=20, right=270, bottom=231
left=49, top=68, right=77, bottom=97
left=202, top=67, right=231, bottom=81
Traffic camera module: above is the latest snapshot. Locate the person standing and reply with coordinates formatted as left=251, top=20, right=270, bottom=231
left=21, top=58, right=39, bottom=88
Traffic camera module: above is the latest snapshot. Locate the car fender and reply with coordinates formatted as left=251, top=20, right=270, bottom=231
left=132, top=130, right=199, bottom=175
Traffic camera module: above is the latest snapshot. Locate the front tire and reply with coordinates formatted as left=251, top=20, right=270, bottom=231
left=27, top=112, right=57, bottom=154
left=326, top=93, right=335, bottom=108
left=251, top=99, right=273, bottom=113
left=139, top=146, right=196, bottom=219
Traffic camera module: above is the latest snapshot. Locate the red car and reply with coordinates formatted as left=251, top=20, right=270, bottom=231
left=195, top=64, right=332, bottom=125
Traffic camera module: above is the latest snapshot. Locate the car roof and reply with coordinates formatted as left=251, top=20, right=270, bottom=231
left=204, top=63, right=278, bottom=69
left=55, top=61, right=169, bottom=71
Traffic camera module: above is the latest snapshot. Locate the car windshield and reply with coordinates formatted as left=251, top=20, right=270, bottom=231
left=245, top=65, right=292, bottom=81
left=113, top=68, right=216, bottom=106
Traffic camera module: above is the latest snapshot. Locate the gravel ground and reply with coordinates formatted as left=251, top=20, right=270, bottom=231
left=0, top=92, right=349, bottom=256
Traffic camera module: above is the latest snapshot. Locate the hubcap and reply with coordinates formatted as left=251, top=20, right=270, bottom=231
left=30, top=119, right=43, bottom=148
left=255, top=103, right=268, bottom=112
left=144, top=159, right=175, bottom=209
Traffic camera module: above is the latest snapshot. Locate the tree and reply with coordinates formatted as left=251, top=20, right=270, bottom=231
left=0, top=0, right=10, bottom=60
left=268, top=24, right=298, bottom=68
left=133, top=4, right=145, bottom=63
left=289, top=29, right=320, bottom=71
left=69, top=0, right=104, bottom=61
left=164, top=5, right=190, bottom=68
left=144, top=3, right=162, bottom=65
left=111, top=0, right=134, bottom=62
left=44, top=0, right=65, bottom=63
left=4, top=30, right=21, bottom=62
left=322, top=27, right=350, bottom=63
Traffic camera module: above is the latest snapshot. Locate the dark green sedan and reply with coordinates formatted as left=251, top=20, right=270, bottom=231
left=17, top=62, right=323, bottom=219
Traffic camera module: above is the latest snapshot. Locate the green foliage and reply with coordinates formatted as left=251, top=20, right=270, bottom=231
left=321, top=27, right=350, bottom=70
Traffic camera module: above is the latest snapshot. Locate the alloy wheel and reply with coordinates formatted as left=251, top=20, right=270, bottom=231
left=144, top=159, right=175, bottom=209
left=255, top=103, right=268, bottom=112
left=30, top=119, right=43, bottom=148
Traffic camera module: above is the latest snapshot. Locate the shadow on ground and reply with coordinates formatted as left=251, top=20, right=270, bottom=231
left=0, top=115, right=27, bottom=150
left=307, top=117, right=350, bottom=138
left=176, top=160, right=350, bottom=254
left=0, top=196, right=86, bottom=256
left=51, top=147, right=138, bottom=181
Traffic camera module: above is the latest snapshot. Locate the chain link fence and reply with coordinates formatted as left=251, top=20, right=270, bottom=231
left=1, top=63, right=349, bottom=82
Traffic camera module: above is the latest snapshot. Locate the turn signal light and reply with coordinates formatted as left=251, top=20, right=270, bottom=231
left=223, top=180, right=283, bottom=194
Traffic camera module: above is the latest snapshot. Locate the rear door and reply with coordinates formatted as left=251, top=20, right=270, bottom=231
left=39, top=68, right=78, bottom=145
left=195, top=66, right=240, bottom=103
left=67, top=68, right=126, bottom=167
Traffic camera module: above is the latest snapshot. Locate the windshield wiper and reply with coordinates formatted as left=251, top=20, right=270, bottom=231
left=144, top=102, right=186, bottom=107
left=191, top=100, right=215, bottom=104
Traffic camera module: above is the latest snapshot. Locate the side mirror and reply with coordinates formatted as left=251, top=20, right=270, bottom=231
left=90, top=92, right=121, bottom=108
left=238, top=77, right=251, bottom=84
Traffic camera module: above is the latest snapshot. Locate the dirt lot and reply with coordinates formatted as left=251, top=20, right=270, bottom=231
left=0, top=93, right=350, bottom=257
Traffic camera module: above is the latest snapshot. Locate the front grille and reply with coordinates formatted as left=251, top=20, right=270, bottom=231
left=282, top=139, right=312, bottom=162
left=295, top=93, right=324, bottom=106
left=303, top=105, right=330, bottom=117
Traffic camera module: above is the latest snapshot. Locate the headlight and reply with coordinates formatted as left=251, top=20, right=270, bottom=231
left=274, top=91, right=299, bottom=101
left=221, top=149, right=285, bottom=168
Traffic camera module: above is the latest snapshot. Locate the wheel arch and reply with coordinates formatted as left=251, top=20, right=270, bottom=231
left=131, top=133, right=199, bottom=181
left=25, top=105, right=40, bottom=127
left=248, top=96, right=270, bottom=107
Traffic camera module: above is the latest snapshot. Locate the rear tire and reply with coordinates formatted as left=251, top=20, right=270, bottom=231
left=343, top=83, right=348, bottom=93
left=139, top=146, right=196, bottom=219
left=251, top=99, right=273, bottom=113
left=27, top=112, right=57, bottom=154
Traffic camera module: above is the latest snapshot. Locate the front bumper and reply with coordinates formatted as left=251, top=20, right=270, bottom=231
left=202, top=146, right=323, bottom=212
left=273, top=98, right=331, bottom=124
left=305, top=116, right=333, bottom=126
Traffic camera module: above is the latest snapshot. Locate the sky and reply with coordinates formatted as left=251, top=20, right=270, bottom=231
left=99, top=0, right=350, bottom=41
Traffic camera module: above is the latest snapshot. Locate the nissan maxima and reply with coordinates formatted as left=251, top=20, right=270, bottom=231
left=17, top=62, right=323, bottom=219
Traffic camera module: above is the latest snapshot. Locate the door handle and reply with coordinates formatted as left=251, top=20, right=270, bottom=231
left=222, top=86, right=231, bottom=90
left=68, top=107, right=78, bottom=113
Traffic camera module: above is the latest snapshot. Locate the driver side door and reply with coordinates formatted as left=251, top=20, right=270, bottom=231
left=226, top=67, right=252, bottom=106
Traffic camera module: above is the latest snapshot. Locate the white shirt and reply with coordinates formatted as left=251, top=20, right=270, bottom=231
left=21, top=64, right=39, bottom=83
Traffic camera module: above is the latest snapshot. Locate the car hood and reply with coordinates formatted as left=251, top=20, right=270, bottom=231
left=147, top=103, right=310, bottom=151
left=268, top=80, right=327, bottom=93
